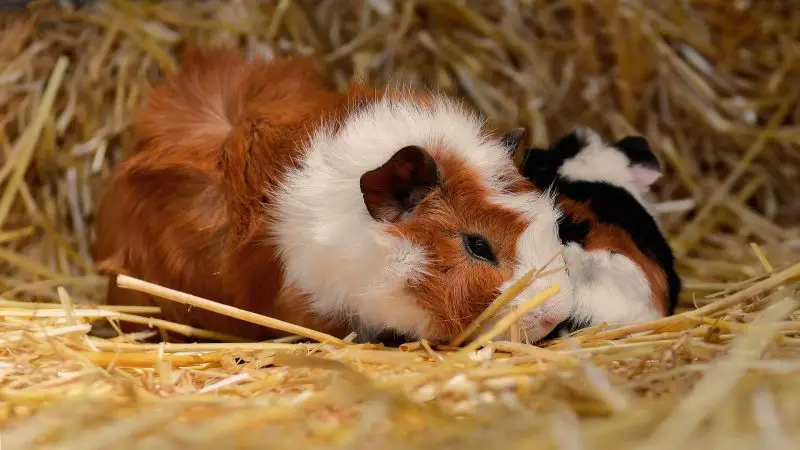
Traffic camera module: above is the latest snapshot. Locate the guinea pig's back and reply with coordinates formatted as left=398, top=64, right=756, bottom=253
left=93, top=157, right=234, bottom=333
left=555, top=179, right=680, bottom=317
left=93, top=48, right=343, bottom=340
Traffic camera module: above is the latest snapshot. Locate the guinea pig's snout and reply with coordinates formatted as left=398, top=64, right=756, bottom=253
left=514, top=281, right=573, bottom=343
left=518, top=311, right=566, bottom=343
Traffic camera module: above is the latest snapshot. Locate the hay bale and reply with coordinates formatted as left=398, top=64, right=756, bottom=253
left=0, top=1, right=798, bottom=448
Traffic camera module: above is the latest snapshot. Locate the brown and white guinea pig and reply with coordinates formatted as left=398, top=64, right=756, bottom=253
left=517, top=127, right=681, bottom=339
left=92, top=47, right=572, bottom=344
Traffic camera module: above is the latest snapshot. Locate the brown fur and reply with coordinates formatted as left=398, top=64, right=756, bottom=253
left=93, top=47, right=536, bottom=342
left=558, top=198, right=669, bottom=315
left=94, top=48, right=355, bottom=340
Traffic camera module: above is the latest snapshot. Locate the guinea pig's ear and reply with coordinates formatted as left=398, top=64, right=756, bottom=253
left=614, top=136, right=663, bottom=190
left=501, top=127, right=526, bottom=154
left=360, top=146, right=439, bottom=222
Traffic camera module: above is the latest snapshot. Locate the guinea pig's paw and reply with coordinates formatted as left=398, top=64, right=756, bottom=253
left=563, top=243, right=596, bottom=271
left=563, top=244, right=592, bottom=280
left=562, top=242, right=584, bottom=262
left=564, top=246, right=612, bottom=285
left=590, top=250, right=613, bottom=266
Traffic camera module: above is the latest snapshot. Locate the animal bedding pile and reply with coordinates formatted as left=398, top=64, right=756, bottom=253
left=1, top=1, right=799, bottom=448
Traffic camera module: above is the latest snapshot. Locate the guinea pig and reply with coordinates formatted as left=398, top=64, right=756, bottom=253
left=92, top=47, right=572, bottom=345
left=515, top=127, right=681, bottom=339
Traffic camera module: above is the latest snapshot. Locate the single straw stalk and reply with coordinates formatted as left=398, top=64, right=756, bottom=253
left=0, top=299, right=160, bottom=314
left=116, top=274, right=349, bottom=347
left=0, top=308, right=247, bottom=342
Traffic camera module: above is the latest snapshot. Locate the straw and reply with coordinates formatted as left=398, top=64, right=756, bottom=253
left=116, top=274, right=349, bottom=347
left=0, top=57, right=69, bottom=228
left=460, top=284, right=562, bottom=354
left=1, top=1, right=800, bottom=448
left=450, top=250, right=564, bottom=346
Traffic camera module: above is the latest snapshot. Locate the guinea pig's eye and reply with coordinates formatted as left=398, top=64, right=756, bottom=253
left=462, top=234, right=497, bottom=264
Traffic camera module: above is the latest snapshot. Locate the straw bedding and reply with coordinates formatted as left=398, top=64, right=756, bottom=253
left=1, top=1, right=799, bottom=448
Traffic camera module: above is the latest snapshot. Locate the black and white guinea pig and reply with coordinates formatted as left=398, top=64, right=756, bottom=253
left=517, top=127, right=681, bottom=339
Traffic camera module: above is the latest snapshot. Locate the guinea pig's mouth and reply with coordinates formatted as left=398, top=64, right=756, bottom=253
left=541, top=316, right=590, bottom=342
left=355, top=329, right=417, bottom=347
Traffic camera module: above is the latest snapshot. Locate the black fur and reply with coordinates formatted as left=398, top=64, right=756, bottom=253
left=371, top=329, right=414, bottom=347
left=520, top=131, right=682, bottom=324
left=520, top=132, right=591, bottom=247
left=552, top=180, right=681, bottom=316
left=520, top=131, right=584, bottom=188
left=615, top=135, right=661, bottom=171
left=557, top=215, right=590, bottom=247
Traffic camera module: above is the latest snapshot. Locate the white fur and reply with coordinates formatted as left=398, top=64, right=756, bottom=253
left=270, top=94, right=543, bottom=339
left=486, top=189, right=574, bottom=342
left=552, top=128, right=664, bottom=334
left=558, top=128, right=652, bottom=206
left=563, top=243, right=660, bottom=326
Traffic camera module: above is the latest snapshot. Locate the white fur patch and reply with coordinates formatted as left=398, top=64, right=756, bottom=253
left=563, top=243, right=660, bottom=326
left=487, top=189, right=575, bottom=343
left=270, top=93, right=529, bottom=339
left=558, top=128, right=650, bottom=203
left=557, top=127, right=665, bottom=223
left=555, top=127, right=665, bottom=331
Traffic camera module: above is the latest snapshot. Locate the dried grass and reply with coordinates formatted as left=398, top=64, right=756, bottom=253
left=1, top=1, right=799, bottom=449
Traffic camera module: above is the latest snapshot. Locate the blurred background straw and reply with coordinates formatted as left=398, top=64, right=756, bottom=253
left=0, top=1, right=799, bottom=449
